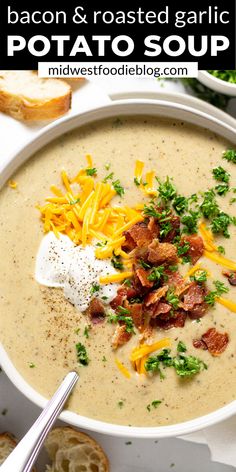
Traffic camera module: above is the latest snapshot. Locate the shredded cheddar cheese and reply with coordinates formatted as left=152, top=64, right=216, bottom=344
left=216, top=297, right=236, bottom=313
left=115, top=358, right=131, bottom=379
left=130, top=338, right=171, bottom=363
left=199, top=222, right=217, bottom=252
left=100, top=271, right=133, bottom=284
left=38, top=156, right=144, bottom=261
left=204, top=250, right=236, bottom=271
left=8, top=180, right=18, bottom=189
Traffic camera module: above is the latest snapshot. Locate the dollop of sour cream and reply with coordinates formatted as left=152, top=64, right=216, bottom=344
left=35, top=232, right=119, bottom=312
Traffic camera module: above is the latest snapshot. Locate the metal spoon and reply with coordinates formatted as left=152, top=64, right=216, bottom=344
left=0, top=371, right=79, bottom=472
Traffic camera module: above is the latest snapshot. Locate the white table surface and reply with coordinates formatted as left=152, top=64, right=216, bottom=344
left=0, top=77, right=236, bottom=472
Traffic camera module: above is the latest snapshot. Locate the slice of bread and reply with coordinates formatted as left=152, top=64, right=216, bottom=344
left=45, top=427, right=109, bottom=472
left=0, top=71, right=71, bottom=121
left=0, top=432, right=17, bottom=465
left=0, top=432, right=37, bottom=470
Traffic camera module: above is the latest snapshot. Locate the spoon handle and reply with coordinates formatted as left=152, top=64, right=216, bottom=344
left=0, top=371, right=79, bottom=472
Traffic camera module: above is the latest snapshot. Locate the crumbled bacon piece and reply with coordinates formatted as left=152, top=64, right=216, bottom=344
left=222, top=270, right=236, bottom=286
left=152, top=301, right=172, bottom=318
left=135, top=267, right=153, bottom=288
left=193, top=328, right=229, bottom=356
left=127, top=303, right=143, bottom=330
left=144, top=286, right=168, bottom=307
left=110, top=285, right=139, bottom=310
left=155, top=310, right=187, bottom=329
left=161, top=215, right=180, bottom=243
left=193, top=339, right=208, bottom=350
left=123, top=221, right=157, bottom=251
left=188, top=302, right=208, bottom=319
left=87, top=298, right=105, bottom=324
left=181, top=282, right=205, bottom=311
left=181, top=235, right=204, bottom=264
left=148, top=217, right=160, bottom=238
left=147, top=240, right=178, bottom=264
left=112, top=325, right=132, bottom=349
left=165, top=270, right=187, bottom=295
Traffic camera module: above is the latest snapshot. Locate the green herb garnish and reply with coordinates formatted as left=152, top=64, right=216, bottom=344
left=223, top=149, right=236, bottom=164
left=147, top=400, right=162, bottom=412
left=112, top=179, right=125, bottom=197
left=217, top=245, right=225, bottom=254
left=86, top=167, right=97, bottom=176
left=215, top=184, right=229, bottom=196
left=111, top=252, right=124, bottom=270
left=157, top=177, right=177, bottom=202
left=103, top=172, right=114, bottom=183
left=212, top=166, right=230, bottom=183
left=147, top=266, right=165, bottom=282
left=191, top=269, right=207, bottom=283
left=172, top=195, right=188, bottom=214
left=176, top=241, right=190, bottom=257
left=173, top=355, right=207, bottom=377
left=200, top=190, right=219, bottom=219
left=90, top=283, right=100, bottom=294
left=181, top=211, right=200, bottom=234
left=76, top=343, right=89, bottom=366
left=177, top=341, right=187, bottom=353
left=166, top=289, right=179, bottom=309
left=210, top=212, right=232, bottom=238
left=83, top=325, right=91, bottom=339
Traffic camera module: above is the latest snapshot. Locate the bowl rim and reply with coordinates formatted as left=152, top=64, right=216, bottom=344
left=198, top=71, right=236, bottom=96
left=1, top=97, right=236, bottom=439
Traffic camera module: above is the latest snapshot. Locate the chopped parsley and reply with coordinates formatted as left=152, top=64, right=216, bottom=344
left=103, top=172, right=114, bottom=183
left=181, top=211, right=200, bottom=234
left=168, top=265, right=178, bottom=272
left=29, top=362, right=36, bottom=368
left=177, top=341, right=187, bottom=353
left=157, top=176, right=177, bottom=202
left=139, top=259, right=152, bottom=269
left=210, top=212, right=232, bottom=238
left=176, top=240, right=190, bottom=257
left=205, top=279, right=229, bottom=306
left=147, top=265, right=165, bottom=282
left=200, top=190, right=219, bottom=219
left=69, top=197, right=80, bottom=205
left=134, top=176, right=142, bottom=186
left=212, top=166, right=230, bottom=183
left=191, top=269, right=207, bottom=283
left=172, top=195, right=188, bottom=214
left=105, top=162, right=111, bottom=170
left=143, top=203, right=161, bottom=218
left=86, top=167, right=97, bottom=176
left=223, top=149, right=236, bottom=164
left=173, top=355, right=207, bottom=377
left=83, top=325, right=91, bottom=339
left=160, top=221, right=173, bottom=238
left=208, top=70, right=236, bottom=84
left=218, top=245, right=225, bottom=254
left=145, top=348, right=206, bottom=379
left=102, top=356, right=107, bottom=362
left=96, top=240, right=107, bottom=247
left=147, top=400, right=162, bottom=412
left=112, top=179, right=125, bottom=197
left=107, top=308, right=135, bottom=334
left=76, top=343, right=89, bottom=366
left=215, top=183, right=229, bottom=196
left=166, top=289, right=179, bottom=309
left=111, top=252, right=124, bottom=270
left=90, top=283, right=100, bottom=294
left=123, top=278, right=132, bottom=287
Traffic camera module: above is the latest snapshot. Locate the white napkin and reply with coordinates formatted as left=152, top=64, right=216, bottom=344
left=181, top=416, right=236, bottom=468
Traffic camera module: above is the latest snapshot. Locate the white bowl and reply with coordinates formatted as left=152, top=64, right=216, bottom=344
left=198, top=71, right=236, bottom=97
left=1, top=98, right=236, bottom=438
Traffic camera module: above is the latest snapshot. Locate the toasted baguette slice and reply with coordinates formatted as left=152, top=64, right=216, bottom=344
left=0, top=71, right=71, bottom=121
left=0, top=432, right=37, bottom=470
left=45, top=427, right=109, bottom=472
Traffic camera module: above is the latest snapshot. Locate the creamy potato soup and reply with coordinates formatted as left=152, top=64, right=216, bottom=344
left=1, top=116, right=236, bottom=427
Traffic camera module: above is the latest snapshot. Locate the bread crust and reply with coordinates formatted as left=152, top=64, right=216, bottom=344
left=0, top=432, right=36, bottom=470
left=45, top=426, right=109, bottom=472
left=0, top=71, right=72, bottom=121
